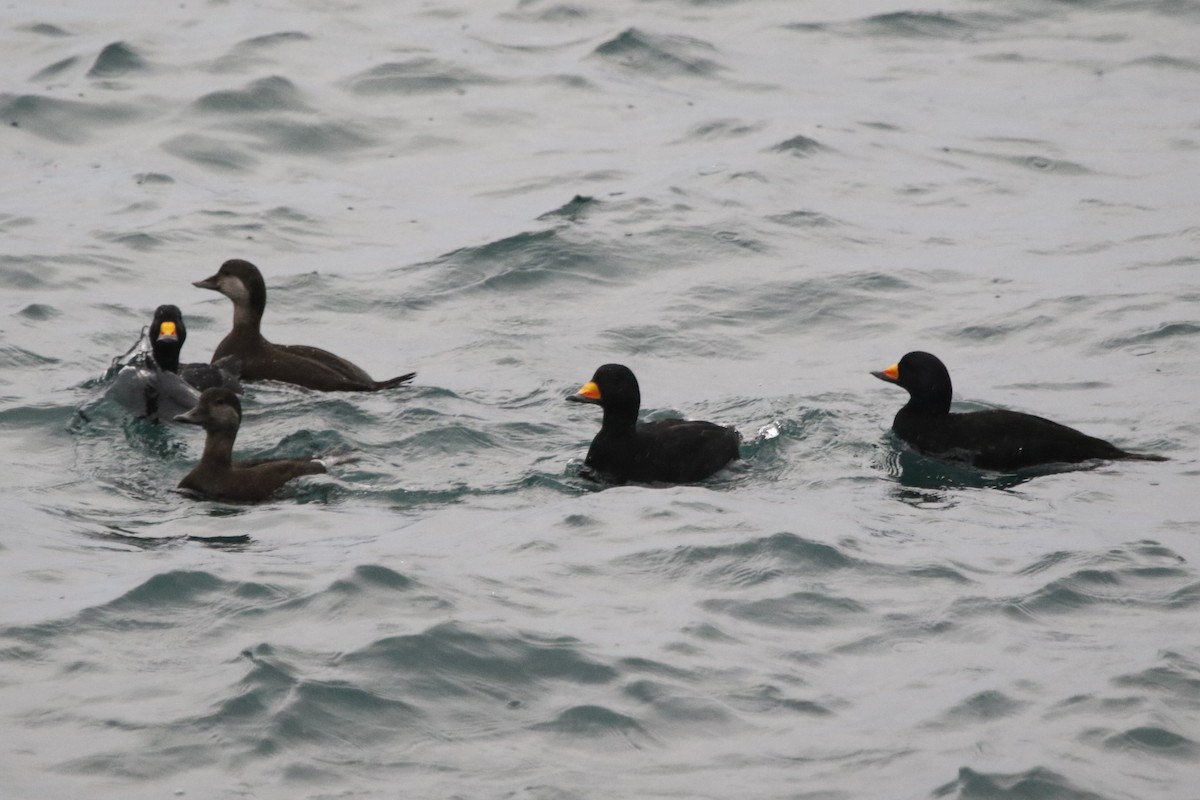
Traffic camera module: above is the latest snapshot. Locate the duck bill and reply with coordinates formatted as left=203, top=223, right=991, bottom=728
left=871, top=363, right=900, bottom=384
left=174, top=406, right=209, bottom=425
left=193, top=274, right=220, bottom=291
left=566, top=381, right=602, bottom=404
left=156, top=321, right=180, bottom=345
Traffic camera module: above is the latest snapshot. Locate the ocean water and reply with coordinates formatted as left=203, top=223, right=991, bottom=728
left=1, top=0, right=1198, bottom=797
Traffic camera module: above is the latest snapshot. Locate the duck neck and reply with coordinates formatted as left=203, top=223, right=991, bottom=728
left=152, top=343, right=181, bottom=373
left=200, top=429, right=236, bottom=468
left=903, top=389, right=951, bottom=418
left=232, top=302, right=262, bottom=337
left=601, top=404, right=639, bottom=434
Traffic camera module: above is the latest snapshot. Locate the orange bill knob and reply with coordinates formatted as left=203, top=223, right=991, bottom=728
left=870, top=362, right=901, bottom=384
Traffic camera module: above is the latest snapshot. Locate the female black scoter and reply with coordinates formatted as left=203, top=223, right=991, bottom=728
left=567, top=363, right=740, bottom=484
left=109, top=305, right=240, bottom=422
left=872, top=351, right=1166, bottom=470
left=193, top=259, right=416, bottom=392
left=174, top=387, right=331, bottom=502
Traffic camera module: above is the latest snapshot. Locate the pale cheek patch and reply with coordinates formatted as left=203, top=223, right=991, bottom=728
left=221, top=277, right=257, bottom=327
left=221, top=276, right=250, bottom=305
left=215, top=407, right=242, bottom=429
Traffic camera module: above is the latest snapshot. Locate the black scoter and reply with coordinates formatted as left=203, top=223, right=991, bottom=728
left=149, top=304, right=241, bottom=392
left=872, top=351, right=1166, bottom=470
left=109, top=305, right=240, bottom=422
left=193, top=259, right=415, bottom=392
left=174, top=387, right=330, bottom=502
left=567, top=363, right=740, bottom=484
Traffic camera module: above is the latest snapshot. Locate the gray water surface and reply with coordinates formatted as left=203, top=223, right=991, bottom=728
left=2, top=1, right=1198, bottom=798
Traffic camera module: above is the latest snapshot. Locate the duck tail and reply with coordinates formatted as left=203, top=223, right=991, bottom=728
left=1119, top=451, right=1169, bottom=462
left=373, top=372, right=416, bottom=390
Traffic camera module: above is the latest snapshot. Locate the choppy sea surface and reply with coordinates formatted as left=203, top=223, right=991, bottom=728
left=2, top=1, right=1198, bottom=798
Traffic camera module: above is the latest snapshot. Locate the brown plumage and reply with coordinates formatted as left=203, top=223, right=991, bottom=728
left=175, top=388, right=328, bottom=502
left=193, top=259, right=415, bottom=392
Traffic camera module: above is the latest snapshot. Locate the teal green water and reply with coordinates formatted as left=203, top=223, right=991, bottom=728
left=2, top=2, right=1198, bottom=798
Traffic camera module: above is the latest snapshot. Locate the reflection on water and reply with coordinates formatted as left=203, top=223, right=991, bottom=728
left=875, top=433, right=1098, bottom=499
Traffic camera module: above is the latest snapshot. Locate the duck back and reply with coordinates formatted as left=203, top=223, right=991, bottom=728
left=586, top=418, right=740, bottom=484
left=895, top=407, right=1160, bottom=471
left=179, top=459, right=326, bottom=503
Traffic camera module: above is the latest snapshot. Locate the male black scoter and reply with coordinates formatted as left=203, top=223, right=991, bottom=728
left=193, top=259, right=415, bottom=392
left=174, top=387, right=331, bottom=502
left=567, top=363, right=740, bottom=484
left=109, top=305, right=240, bottom=422
left=149, top=304, right=241, bottom=392
left=872, top=351, right=1166, bottom=470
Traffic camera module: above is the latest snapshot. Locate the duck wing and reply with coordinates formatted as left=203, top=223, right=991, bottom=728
left=180, top=357, right=242, bottom=392
left=587, top=419, right=739, bottom=484
left=929, top=409, right=1133, bottom=470
left=179, top=458, right=326, bottom=502
left=277, top=344, right=375, bottom=384
left=277, top=344, right=415, bottom=391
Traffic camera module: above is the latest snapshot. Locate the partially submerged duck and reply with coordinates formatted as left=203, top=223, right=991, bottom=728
left=567, top=363, right=740, bottom=484
left=108, top=305, right=239, bottom=422
left=872, top=351, right=1166, bottom=470
left=174, top=387, right=337, bottom=502
left=148, top=304, right=240, bottom=393
left=193, top=259, right=415, bottom=391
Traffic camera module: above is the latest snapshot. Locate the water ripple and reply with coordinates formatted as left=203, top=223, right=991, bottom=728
left=0, top=94, right=147, bottom=143
left=192, top=76, right=310, bottom=114
left=344, top=58, right=500, bottom=95
left=592, top=29, right=723, bottom=77
left=933, top=766, right=1114, bottom=800
left=87, top=41, right=149, bottom=78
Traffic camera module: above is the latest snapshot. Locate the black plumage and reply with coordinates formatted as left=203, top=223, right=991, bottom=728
left=108, top=305, right=239, bottom=422
left=567, top=363, right=740, bottom=484
left=148, top=304, right=241, bottom=392
left=872, top=351, right=1166, bottom=470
